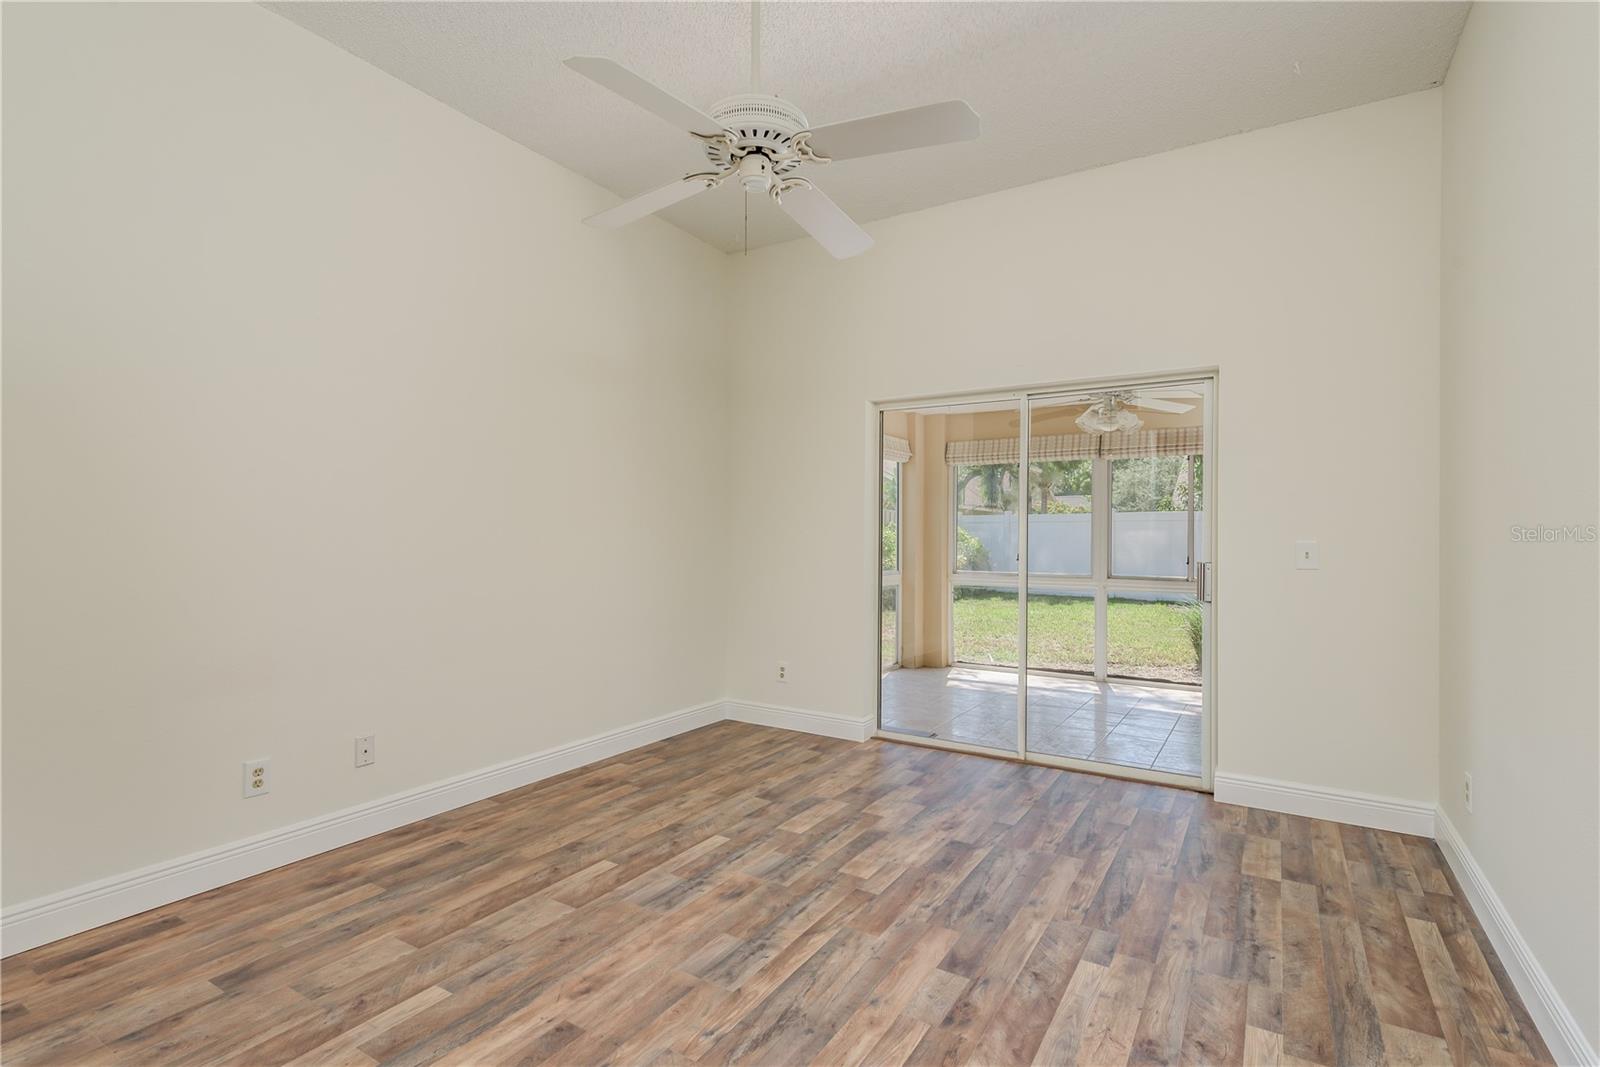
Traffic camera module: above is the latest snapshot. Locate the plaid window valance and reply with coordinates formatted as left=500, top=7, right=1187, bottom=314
left=945, top=426, right=1201, bottom=464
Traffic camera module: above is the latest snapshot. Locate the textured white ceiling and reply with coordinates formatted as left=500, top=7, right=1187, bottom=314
left=267, top=2, right=1467, bottom=255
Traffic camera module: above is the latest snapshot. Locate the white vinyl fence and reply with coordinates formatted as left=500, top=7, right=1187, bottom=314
left=959, top=511, right=1205, bottom=580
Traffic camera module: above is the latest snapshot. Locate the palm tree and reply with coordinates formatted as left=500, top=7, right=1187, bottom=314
left=957, top=464, right=1016, bottom=513
left=1029, top=459, right=1091, bottom=513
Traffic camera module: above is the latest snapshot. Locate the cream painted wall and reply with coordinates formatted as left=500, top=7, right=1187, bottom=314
left=1438, top=2, right=1600, bottom=1051
left=1, top=3, right=730, bottom=905
left=726, top=91, right=1443, bottom=804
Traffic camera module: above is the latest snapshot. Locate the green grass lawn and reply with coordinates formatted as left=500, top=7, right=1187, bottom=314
left=951, top=589, right=1200, bottom=681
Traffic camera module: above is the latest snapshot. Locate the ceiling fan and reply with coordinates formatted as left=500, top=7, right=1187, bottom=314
left=564, top=3, right=980, bottom=259
left=1074, top=391, right=1195, bottom=434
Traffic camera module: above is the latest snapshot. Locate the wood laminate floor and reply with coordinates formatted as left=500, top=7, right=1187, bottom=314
left=0, top=722, right=1551, bottom=1066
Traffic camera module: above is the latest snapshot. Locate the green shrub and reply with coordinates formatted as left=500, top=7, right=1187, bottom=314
left=881, top=526, right=897, bottom=570
left=955, top=528, right=991, bottom=571
left=1184, top=601, right=1204, bottom=665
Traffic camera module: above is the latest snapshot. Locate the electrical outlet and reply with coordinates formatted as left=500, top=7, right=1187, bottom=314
left=355, top=735, right=375, bottom=768
left=776, top=662, right=788, bottom=683
left=243, top=759, right=270, bottom=798
left=1463, top=772, right=1473, bottom=813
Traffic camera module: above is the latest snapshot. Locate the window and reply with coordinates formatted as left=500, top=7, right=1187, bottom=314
left=1027, top=458, right=1092, bottom=578
left=953, top=463, right=1018, bottom=573
left=1107, top=592, right=1203, bottom=685
left=1109, top=454, right=1200, bottom=580
left=882, top=459, right=900, bottom=573
left=881, top=458, right=900, bottom=669
left=1024, top=589, right=1095, bottom=674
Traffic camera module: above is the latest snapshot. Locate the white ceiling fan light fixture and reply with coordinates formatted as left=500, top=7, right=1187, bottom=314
left=563, top=2, right=981, bottom=259
left=1075, top=396, right=1145, bottom=435
left=1072, top=390, right=1199, bottom=434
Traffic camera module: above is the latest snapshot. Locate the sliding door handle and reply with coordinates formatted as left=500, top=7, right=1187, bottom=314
left=1197, top=562, right=1213, bottom=603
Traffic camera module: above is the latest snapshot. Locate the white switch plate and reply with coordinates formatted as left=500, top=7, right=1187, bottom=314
left=243, top=758, right=270, bottom=798
left=1294, top=540, right=1320, bottom=570
left=355, top=735, right=375, bottom=768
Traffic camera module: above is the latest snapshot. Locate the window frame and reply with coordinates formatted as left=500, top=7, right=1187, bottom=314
left=1024, top=457, right=1094, bottom=580
left=1106, top=453, right=1201, bottom=584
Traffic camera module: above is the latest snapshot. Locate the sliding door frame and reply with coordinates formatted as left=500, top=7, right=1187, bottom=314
left=872, top=371, right=1218, bottom=791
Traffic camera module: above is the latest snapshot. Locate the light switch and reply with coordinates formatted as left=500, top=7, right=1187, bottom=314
left=1295, top=540, right=1319, bottom=570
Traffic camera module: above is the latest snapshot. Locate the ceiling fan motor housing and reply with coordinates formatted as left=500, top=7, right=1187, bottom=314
left=705, top=94, right=810, bottom=176
left=736, top=154, right=774, bottom=192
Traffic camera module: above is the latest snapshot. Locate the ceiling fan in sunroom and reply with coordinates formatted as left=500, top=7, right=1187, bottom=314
left=1074, top=391, right=1195, bottom=433
left=564, top=3, right=981, bottom=259
left=1001, top=391, right=1198, bottom=434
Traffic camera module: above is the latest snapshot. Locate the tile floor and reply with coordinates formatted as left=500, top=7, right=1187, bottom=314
left=879, top=665, right=1202, bottom=776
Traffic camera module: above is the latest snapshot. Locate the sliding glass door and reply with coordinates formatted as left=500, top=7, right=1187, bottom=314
left=878, top=378, right=1213, bottom=787
left=1022, top=384, right=1209, bottom=781
left=1020, top=397, right=1105, bottom=758
left=879, top=399, right=1021, bottom=756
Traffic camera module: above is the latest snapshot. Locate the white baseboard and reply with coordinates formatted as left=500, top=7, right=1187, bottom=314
left=721, top=700, right=874, bottom=742
left=0, top=701, right=723, bottom=958
left=1212, top=771, right=1436, bottom=837
left=1435, top=810, right=1597, bottom=1067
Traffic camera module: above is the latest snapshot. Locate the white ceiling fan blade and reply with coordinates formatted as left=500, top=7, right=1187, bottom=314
left=777, top=183, right=873, bottom=259
left=564, top=56, right=724, bottom=136
left=1125, top=397, right=1195, bottom=414
left=584, top=177, right=713, bottom=229
left=805, top=100, right=980, bottom=161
